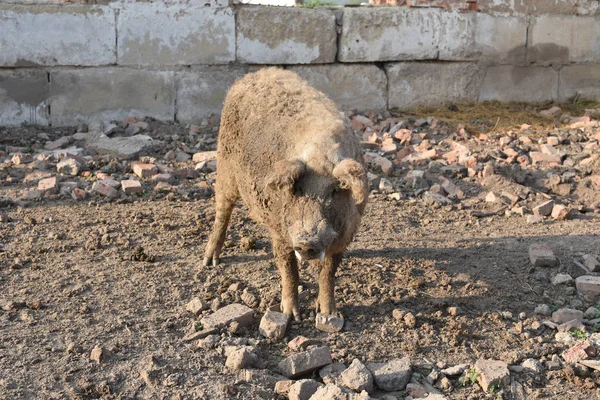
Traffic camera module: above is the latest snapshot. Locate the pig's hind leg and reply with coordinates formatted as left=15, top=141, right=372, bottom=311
left=203, top=173, right=238, bottom=267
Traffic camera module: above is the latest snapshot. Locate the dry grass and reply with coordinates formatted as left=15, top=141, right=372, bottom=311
left=397, top=99, right=600, bottom=135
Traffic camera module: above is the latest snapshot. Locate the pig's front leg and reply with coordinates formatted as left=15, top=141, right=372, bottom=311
left=273, top=240, right=301, bottom=321
left=316, top=253, right=342, bottom=316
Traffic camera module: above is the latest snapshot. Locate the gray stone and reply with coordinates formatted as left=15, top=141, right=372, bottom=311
left=534, top=304, right=552, bottom=316
left=315, top=313, right=344, bottom=333
left=339, top=8, right=439, bottom=62
left=387, top=62, right=482, bottom=110
left=0, top=70, right=49, bottom=126
left=559, top=65, right=600, bottom=103
left=289, top=379, right=321, bottom=400
left=259, top=310, right=288, bottom=340
left=551, top=308, right=583, bottom=324
left=575, top=275, right=600, bottom=300
left=225, top=348, right=256, bottom=370
left=117, top=3, right=235, bottom=66
left=0, top=4, right=116, bottom=67
left=367, top=357, right=412, bottom=391
left=185, top=297, right=208, bottom=317
left=278, top=346, right=333, bottom=378
left=521, top=358, right=543, bottom=373
left=237, top=6, right=336, bottom=64
left=50, top=68, right=175, bottom=126
left=56, top=158, right=81, bottom=176
left=87, top=135, right=156, bottom=160
left=176, top=66, right=248, bottom=124
left=441, top=364, right=469, bottom=376
left=583, top=254, right=600, bottom=272
left=552, top=274, right=573, bottom=285
left=528, top=15, right=600, bottom=65
left=474, top=359, right=510, bottom=393
left=201, top=303, right=255, bottom=330
left=529, top=244, right=558, bottom=268
left=533, top=200, right=554, bottom=217
left=339, top=359, right=373, bottom=393
left=319, top=362, right=346, bottom=385
left=478, top=66, right=558, bottom=103
left=288, top=64, right=387, bottom=111
left=309, top=383, right=358, bottom=399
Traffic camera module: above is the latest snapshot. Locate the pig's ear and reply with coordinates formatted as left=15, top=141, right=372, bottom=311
left=333, top=159, right=367, bottom=205
left=265, top=159, right=305, bottom=192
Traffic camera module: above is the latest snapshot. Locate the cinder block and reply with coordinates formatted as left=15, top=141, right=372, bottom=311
left=0, top=70, right=49, bottom=126
left=176, top=65, right=248, bottom=123
left=387, top=62, right=482, bottom=110
left=50, top=68, right=175, bottom=126
left=478, top=65, right=558, bottom=103
left=338, top=7, right=440, bottom=62
left=439, top=12, right=527, bottom=63
left=117, top=4, right=235, bottom=66
left=559, top=64, right=600, bottom=102
left=0, top=5, right=115, bottom=66
left=528, top=15, right=600, bottom=65
left=236, top=6, right=337, bottom=64
left=288, top=64, right=387, bottom=111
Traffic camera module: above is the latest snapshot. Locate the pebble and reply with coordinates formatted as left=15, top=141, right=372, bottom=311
left=367, top=357, right=412, bottom=391
left=200, top=303, right=255, bottom=330
left=278, top=346, right=333, bottom=378
left=474, top=359, right=510, bottom=392
left=225, top=348, right=256, bottom=370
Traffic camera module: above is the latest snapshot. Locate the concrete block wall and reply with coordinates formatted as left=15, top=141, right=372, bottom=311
left=1, top=1, right=600, bottom=126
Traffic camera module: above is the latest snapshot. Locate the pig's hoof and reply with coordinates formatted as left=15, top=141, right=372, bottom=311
left=202, top=256, right=220, bottom=267
left=281, top=305, right=301, bottom=322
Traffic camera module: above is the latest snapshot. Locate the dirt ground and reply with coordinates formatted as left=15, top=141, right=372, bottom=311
left=1, top=106, right=600, bottom=400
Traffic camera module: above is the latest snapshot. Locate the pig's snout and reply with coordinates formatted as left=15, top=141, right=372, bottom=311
left=293, top=238, right=324, bottom=262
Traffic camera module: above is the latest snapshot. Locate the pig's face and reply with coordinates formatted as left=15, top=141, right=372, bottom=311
left=266, top=158, right=366, bottom=261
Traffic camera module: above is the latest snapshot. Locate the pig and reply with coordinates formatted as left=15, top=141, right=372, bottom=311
left=203, top=68, right=368, bottom=321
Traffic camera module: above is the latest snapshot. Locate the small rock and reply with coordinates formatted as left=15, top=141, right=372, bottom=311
left=533, top=200, right=554, bottom=217
left=38, top=176, right=59, bottom=194
left=339, top=359, right=373, bottom=393
left=289, top=379, right=321, bottom=400
left=259, top=310, right=288, bottom=340
left=551, top=204, right=571, bottom=221
left=11, top=153, right=33, bottom=165
left=527, top=215, right=544, bottom=224
left=131, top=162, right=158, bottom=179
left=555, top=331, right=575, bottom=345
left=552, top=273, right=573, bottom=285
left=56, top=158, right=81, bottom=176
left=529, top=244, right=558, bottom=267
left=447, top=307, right=459, bottom=317
left=557, top=319, right=584, bottom=332
left=278, top=346, right=332, bottom=378
left=186, top=297, right=208, bottom=316
left=584, top=307, right=600, bottom=320
left=288, top=336, right=318, bottom=352
left=534, top=304, right=552, bottom=316
left=561, top=340, right=595, bottom=364
left=404, top=312, right=416, bottom=328
left=121, top=179, right=143, bottom=194
left=582, top=254, right=599, bottom=272
left=319, top=362, right=346, bottom=385
left=575, top=275, right=600, bottom=300
left=192, top=151, right=217, bottom=163
left=274, top=380, right=294, bottom=396
left=521, top=358, right=543, bottom=373
left=315, top=313, right=344, bottom=333
left=225, top=348, right=256, bottom=370
left=240, top=289, right=259, bottom=308
left=474, top=359, right=510, bottom=393
left=367, top=357, right=412, bottom=391
left=552, top=308, right=583, bottom=324
left=441, top=364, right=469, bottom=376
left=200, top=303, right=255, bottom=330
left=90, top=345, right=105, bottom=364
left=406, top=382, right=429, bottom=398
left=92, top=181, right=119, bottom=199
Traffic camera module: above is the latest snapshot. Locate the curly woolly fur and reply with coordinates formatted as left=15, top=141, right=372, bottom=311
left=203, top=68, right=367, bottom=320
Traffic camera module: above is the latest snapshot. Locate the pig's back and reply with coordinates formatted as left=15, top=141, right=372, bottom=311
left=218, top=68, right=344, bottom=173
